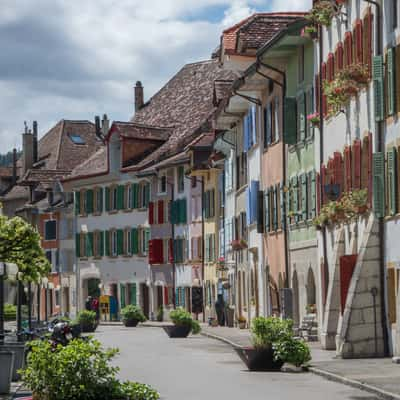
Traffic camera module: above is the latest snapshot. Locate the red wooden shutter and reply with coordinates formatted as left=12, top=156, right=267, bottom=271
left=148, top=240, right=154, bottom=264
left=149, top=202, right=154, bottom=225
left=327, top=158, right=334, bottom=185
left=169, top=239, right=174, bottom=263
left=158, top=200, right=164, bottom=224
left=367, top=132, right=373, bottom=206
left=344, top=146, right=352, bottom=192
left=315, top=73, right=320, bottom=114
left=355, top=19, right=363, bottom=64
left=365, top=9, right=373, bottom=76
left=344, top=32, right=353, bottom=66
left=353, top=139, right=362, bottom=189
left=321, top=62, right=327, bottom=116
left=327, top=53, right=335, bottom=81
left=316, top=172, right=321, bottom=213
left=337, top=42, right=344, bottom=71
left=321, top=164, right=327, bottom=205
left=340, top=255, right=358, bottom=314
left=157, top=239, right=163, bottom=263
left=333, top=152, right=344, bottom=196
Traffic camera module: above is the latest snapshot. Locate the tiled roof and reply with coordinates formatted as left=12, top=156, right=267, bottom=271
left=131, top=59, right=237, bottom=169
left=1, top=185, right=29, bottom=200
left=111, top=122, right=172, bottom=141
left=222, top=13, right=307, bottom=55
left=186, top=132, right=215, bottom=149
left=66, top=147, right=107, bottom=180
left=19, top=169, right=71, bottom=185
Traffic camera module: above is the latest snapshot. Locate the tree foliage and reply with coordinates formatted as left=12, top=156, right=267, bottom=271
left=0, top=214, right=50, bottom=282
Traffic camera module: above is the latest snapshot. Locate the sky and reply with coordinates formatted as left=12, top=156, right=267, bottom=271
left=0, top=0, right=311, bottom=154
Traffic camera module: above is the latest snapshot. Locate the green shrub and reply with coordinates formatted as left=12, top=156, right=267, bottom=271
left=121, top=305, right=146, bottom=323
left=169, top=308, right=201, bottom=334
left=273, top=338, right=312, bottom=367
left=156, top=305, right=163, bottom=322
left=4, top=303, right=16, bottom=321
left=75, top=310, right=96, bottom=326
left=20, top=338, right=119, bottom=400
left=113, top=381, right=160, bottom=400
left=251, top=316, right=293, bottom=349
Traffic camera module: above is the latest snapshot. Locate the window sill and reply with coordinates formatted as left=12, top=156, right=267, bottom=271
left=92, top=212, right=102, bottom=217
left=123, top=209, right=133, bottom=213
left=108, top=210, right=118, bottom=215
left=263, top=140, right=280, bottom=153
left=93, top=256, right=102, bottom=260
left=79, top=257, right=88, bottom=261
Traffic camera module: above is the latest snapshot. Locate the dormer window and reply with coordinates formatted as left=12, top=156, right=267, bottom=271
left=69, top=134, right=86, bottom=145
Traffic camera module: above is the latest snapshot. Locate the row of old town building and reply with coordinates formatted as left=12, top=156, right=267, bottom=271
left=2, top=0, right=400, bottom=360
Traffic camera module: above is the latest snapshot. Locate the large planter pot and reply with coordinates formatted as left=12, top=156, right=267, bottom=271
left=0, top=343, right=26, bottom=381
left=163, top=325, right=191, bottom=338
left=0, top=351, right=14, bottom=394
left=123, top=319, right=139, bottom=327
left=80, top=323, right=97, bottom=333
left=234, top=346, right=284, bottom=371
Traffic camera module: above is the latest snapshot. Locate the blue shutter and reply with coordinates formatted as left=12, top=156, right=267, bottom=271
left=251, top=106, right=257, bottom=146
left=246, top=187, right=251, bottom=225
left=243, top=114, right=249, bottom=152
left=251, top=180, right=259, bottom=224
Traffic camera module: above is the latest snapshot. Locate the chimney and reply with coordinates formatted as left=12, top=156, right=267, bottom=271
left=33, top=120, right=38, bottom=163
left=12, top=148, right=17, bottom=185
left=101, top=114, right=110, bottom=137
left=22, top=122, right=34, bottom=175
left=134, top=81, right=144, bottom=112
left=95, top=115, right=101, bottom=140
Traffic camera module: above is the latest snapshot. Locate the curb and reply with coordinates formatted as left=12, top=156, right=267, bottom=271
left=201, top=331, right=400, bottom=400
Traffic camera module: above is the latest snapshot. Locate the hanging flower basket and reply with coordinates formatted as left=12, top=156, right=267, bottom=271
left=307, top=112, right=320, bottom=127
left=306, top=1, right=340, bottom=27
left=338, top=63, right=369, bottom=85
left=302, top=25, right=318, bottom=40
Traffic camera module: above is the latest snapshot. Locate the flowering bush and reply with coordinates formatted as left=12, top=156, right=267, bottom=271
left=306, top=1, right=339, bottom=27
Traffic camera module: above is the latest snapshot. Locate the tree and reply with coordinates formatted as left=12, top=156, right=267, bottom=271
left=0, top=214, right=50, bottom=282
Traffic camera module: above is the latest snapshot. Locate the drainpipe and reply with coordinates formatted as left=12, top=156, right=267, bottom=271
left=362, top=0, right=389, bottom=357
left=171, top=181, right=176, bottom=309
left=201, top=176, right=206, bottom=323
left=258, top=60, right=290, bottom=290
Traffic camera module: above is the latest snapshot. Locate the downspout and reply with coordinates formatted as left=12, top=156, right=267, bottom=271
left=201, top=176, right=206, bottom=322
left=363, top=0, right=389, bottom=357
left=258, top=60, right=290, bottom=290
left=171, top=181, right=176, bottom=309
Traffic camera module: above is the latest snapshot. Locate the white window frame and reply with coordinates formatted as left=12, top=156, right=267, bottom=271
left=110, top=186, right=118, bottom=211
left=95, top=188, right=102, bottom=214
left=158, top=174, right=167, bottom=195
left=126, top=184, right=133, bottom=210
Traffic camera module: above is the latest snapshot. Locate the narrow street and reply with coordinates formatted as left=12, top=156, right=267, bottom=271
left=95, top=326, right=379, bottom=400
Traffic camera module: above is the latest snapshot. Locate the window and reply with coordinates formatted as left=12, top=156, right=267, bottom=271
left=140, top=228, right=150, bottom=255
left=55, top=289, right=61, bottom=307
left=80, top=189, right=87, bottom=215
left=307, top=171, right=313, bottom=220
left=111, top=230, right=118, bottom=256
left=297, top=93, right=306, bottom=142
left=126, top=229, right=132, bottom=255
left=111, top=187, right=118, bottom=211
left=45, top=250, right=52, bottom=264
left=159, top=174, right=167, bottom=194
left=94, top=231, right=103, bottom=257
left=138, top=181, right=150, bottom=208
left=45, top=220, right=57, bottom=240
left=177, top=166, right=185, bottom=193
left=94, top=188, right=103, bottom=214
left=164, top=239, right=170, bottom=263
left=298, top=45, right=305, bottom=83
left=69, top=134, right=85, bottom=145
left=126, top=184, right=133, bottom=209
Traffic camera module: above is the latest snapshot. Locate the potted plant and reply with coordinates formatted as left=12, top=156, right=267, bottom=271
left=234, top=316, right=292, bottom=371
left=306, top=1, right=338, bottom=27
left=156, top=305, right=164, bottom=322
left=237, top=315, right=247, bottom=329
left=340, top=63, right=369, bottom=86
left=350, top=189, right=369, bottom=214
left=0, top=351, right=14, bottom=394
left=307, top=112, right=320, bottom=127
left=273, top=338, right=312, bottom=371
left=74, top=310, right=97, bottom=333
left=163, top=308, right=201, bottom=338
left=303, top=25, right=318, bottom=40
left=121, top=305, right=146, bottom=327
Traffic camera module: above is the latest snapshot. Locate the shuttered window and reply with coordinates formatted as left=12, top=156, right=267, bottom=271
left=149, top=239, right=164, bottom=264
left=301, top=173, right=307, bottom=220
left=336, top=42, right=344, bottom=71
left=352, top=140, right=362, bottom=190
left=264, top=103, right=272, bottom=148
left=264, top=189, right=270, bottom=232
left=86, top=190, right=94, bottom=214
left=373, top=55, right=385, bottom=122
left=131, top=183, right=139, bottom=208
left=387, top=147, right=397, bottom=216
left=387, top=47, right=396, bottom=116
left=177, top=166, right=185, bottom=193
left=344, top=32, right=353, bottom=67
left=297, top=93, right=306, bottom=142
left=363, top=9, right=373, bottom=75
left=158, top=200, right=164, bottom=224
left=75, top=191, right=81, bottom=215
left=283, top=97, right=297, bottom=144
left=354, top=20, right=363, bottom=64
left=373, top=152, right=385, bottom=217
left=94, top=187, right=103, bottom=213
left=327, top=52, right=335, bottom=81
left=131, top=228, right=139, bottom=255
left=75, top=233, right=81, bottom=257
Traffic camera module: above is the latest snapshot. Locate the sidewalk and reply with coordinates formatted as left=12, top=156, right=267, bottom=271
left=200, top=325, right=400, bottom=400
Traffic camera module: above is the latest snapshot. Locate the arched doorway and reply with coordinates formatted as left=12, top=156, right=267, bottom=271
left=292, top=270, right=300, bottom=327
left=86, top=278, right=101, bottom=299
left=306, top=268, right=316, bottom=314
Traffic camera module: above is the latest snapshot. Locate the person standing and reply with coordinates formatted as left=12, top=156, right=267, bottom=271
left=215, top=294, right=225, bottom=326
left=85, top=296, right=92, bottom=311
left=91, top=297, right=100, bottom=321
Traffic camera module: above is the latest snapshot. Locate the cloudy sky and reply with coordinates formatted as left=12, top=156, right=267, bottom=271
left=0, top=0, right=311, bottom=153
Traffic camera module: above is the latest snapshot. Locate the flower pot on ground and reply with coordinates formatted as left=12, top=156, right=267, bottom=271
left=121, top=305, right=146, bottom=327
left=234, top=346, right=283, bottom=371
left=74, top=310, right=97, bottom=332
left=163, top=308, right=201, bottom=338
left=273, top=338, right=311, bottom=369
left=0, top=351, right=14, bottom=394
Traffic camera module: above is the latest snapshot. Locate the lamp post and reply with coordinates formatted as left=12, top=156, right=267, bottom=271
left=42, top=277, right=49, bottom=323
left=24, top=284, right=32, bottom=332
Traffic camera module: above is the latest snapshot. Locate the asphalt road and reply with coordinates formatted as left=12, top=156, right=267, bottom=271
left=95, top=325, right=379, bottom=400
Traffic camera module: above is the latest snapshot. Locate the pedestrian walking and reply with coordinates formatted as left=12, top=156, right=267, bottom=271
left=91, top=297, right=100, bottom=321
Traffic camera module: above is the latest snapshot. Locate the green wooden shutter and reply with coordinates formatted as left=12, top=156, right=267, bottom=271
left=145, top=183, right=150, bottom=208
left=132, top=183, right=139, bottom=208
left=86, top=190, right=93, bottom=214
left=301, top=173, right=307, bottom=220
left=264, top=189, right=270, bottom=232
left=120, top=284, right=126, bottom=309
left=117, top=229, right=124, bottom=255
left=75, top=191, right=80, bottom=215
left=181, top=198, right=187, bottom=224
left=273, top=186, right=278, bottom=231
left=284, top=97, right=297, bottom=145
left=280, top=182, right=286, bottom=229
left=105, top=231, right=110, bottom=256
left=144, top=229, right=150, bottom=253
left=388, top=147, right=397, bottom=215
left=293, top=176, right=299, bottom=222
left=105, top=187, right=110, bottom=211
left=99, top=231, right=104, bottom=257
left=205, top=235, right=210, bottom=262
left=311, top=170, right=317, bottom=218
left=87, top=232, right=93, bottom=257
left=117, top=185, right=125, bottom=210
left=131, top=228, right=139, bottom=254
left=373, top=152, right=385, bottom=217
left=98, top=187, right=104, bottom=213
left=75, top=233, right=80, bottom=257
left=298, top=94, right=306, bottom=141
left=130, top=283, right=137, bottom=306
left=388, top=48, right=396, bottom=116
left=373, top=55, right=385, bottom=122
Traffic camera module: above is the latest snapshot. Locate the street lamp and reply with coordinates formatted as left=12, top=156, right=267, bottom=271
left=42, top=277, right=49, bottom=323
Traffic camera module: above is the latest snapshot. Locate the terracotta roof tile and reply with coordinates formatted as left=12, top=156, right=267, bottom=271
left=67, top=147, right=107, bottom=180
left=111, top=122, right=172, bottom=141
